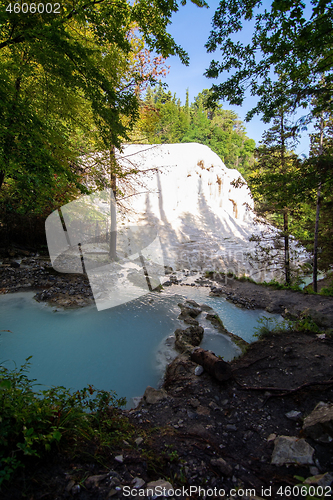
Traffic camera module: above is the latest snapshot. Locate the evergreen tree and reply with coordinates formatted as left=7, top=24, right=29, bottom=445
left=249, top=109, right=301, bottom=284
left=135, top=86, right=255, bottom=173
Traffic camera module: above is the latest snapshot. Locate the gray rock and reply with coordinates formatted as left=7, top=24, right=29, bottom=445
left=303, top=402, right=333, bottom=442
left=174, top=325, right=204, bottom=353
left=132, top=477, right=145, bottom=488
left=195, top=365, right=204, bottom=376
left=304, top=473, right=333, bottom=487
left=210, top=458, right=233, bottom=476
left=135, top=437, right=144, bottom=446
left=271, top=436, right=315, bottom=466
left=146, top=479, right=173, bottom=497
left=178, top=302, right=202, bottom=317
left=85, top=474, right=108, bottom=488
left=143, top=386, right=168, bottom=404
left=115, top=455, right=124, bottom=463
left=66, top=480, right=75, bottom=492
left=184, top=316, right=199, bottom=326
left=285, top=410, right=302, bottom=421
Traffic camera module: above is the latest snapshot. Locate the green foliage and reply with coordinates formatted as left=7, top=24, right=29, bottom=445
left=0, top=358, right=126, bottom=486
left=134, top=85, right=255, bottom=174
left=205, top=0, right=333, bottom=121
left=254, top=316, right=292, bottom=339
left=320, top=282, right=333, bottom=297
left=294, top=476, right=327, bottom=500
left=0, top=0, right=206, bottom=243
left=262, top=279, right=303, bottom=292
left=254, top=312, right=322, bottom=339
left=295, top=315, right=321, bottom=334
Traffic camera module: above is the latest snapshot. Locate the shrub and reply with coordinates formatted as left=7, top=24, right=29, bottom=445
left=0, top=358, right=125, bottom=486
left=254, top=316, right=293, bottom=339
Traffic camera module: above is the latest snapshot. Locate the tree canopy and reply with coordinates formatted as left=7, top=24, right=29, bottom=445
left=205, top=0, right=333, bottom=121
left=133, top=85, right=255, bottom=174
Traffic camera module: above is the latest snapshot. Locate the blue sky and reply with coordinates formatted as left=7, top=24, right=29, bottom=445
left=161, top=0, right=311, bottom=156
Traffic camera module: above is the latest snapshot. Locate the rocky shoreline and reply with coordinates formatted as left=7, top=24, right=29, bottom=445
left=1, top=254, right=333, bottom=499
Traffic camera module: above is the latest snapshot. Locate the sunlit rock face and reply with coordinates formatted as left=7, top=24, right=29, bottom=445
left=46, top=142, right=306, bottom=310
left=115, top=143, right=263, bottom=277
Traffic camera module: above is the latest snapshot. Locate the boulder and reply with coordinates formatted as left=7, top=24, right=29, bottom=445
left=178, top=303, right=202, bottom=319
left=303, top=402, right=333, bottom=442
left=143, top=386, right=168, bottom=404
left=271, top=436, right=315, bottom=466
left=175, top=325, right=204, bottom=353
left=146, top=479, right=173, bottom=497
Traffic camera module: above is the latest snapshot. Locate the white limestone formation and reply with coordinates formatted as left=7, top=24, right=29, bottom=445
left=46, top=143, right=306, bottom=310
left=115, top=143, right=268, bottom=278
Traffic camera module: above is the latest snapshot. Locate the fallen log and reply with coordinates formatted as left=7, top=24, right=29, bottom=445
left=191, top=347, right=232, bottom=382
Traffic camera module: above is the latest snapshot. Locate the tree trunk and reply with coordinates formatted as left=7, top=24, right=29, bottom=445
left=313, top=112, right=324, bottom=293
left=109, top=146, right=117, bottom=260
left=313, top=185, right=321, bottom=293
left=283, top=209, right=290, bottom=285
left=191, top=347, right=232, bottom=382
left=280, top=112, right=290, bottom=285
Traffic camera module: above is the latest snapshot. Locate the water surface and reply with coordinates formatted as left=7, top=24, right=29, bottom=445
left=0, top=287, right=279, bottom=403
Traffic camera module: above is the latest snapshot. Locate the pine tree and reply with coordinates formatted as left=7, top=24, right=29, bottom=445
left=249, top=109, right=301, bottom=284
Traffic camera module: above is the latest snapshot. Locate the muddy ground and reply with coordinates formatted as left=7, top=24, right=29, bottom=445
left=1, top=259, right=333, bottom=499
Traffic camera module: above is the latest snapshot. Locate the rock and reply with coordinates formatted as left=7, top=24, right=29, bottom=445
left=187, top=423, right=213, bottom=440
left=9, top=261, right=20, bottom=268
left=186, top=299, right=201, bottom=308
left=210, top=458, right=233, bottom=476
left=143, top=386, right=167, bottom=404
left=135, top=437, right=144, bottom=446
left=309, top=467, right=320, bottom=476
left=71, top=485, right=81, bottom=495
left=107, top=489, right=118, bottom=497
left=115, top=455, right=124, bottom=463
left=267, top=433, right=277, bottom=442
left=196, top=405, right=210, bottom=416
left=195, top=365, right=204, bottom=376
left=285, top=410, right=302, bottom=421
left=85, top=474, right=108, bottom=488
left=175, top=325, right=204, bottom=353
left=271, top=436, right=315, bottom=466
left=66, top=480, right=75, bottom=492
left=303, top=402, right=333, bottom=442
left=178, top=303, right=202, bottom=319
left=132, top=477, right=145, bottom=488
left=191, top=347, right=232, bottom=382
left=146, top=479, right=173, bottom=496
left=304, top=473, right=333, bottom=487
left=184, top=316, right=199, bottom=326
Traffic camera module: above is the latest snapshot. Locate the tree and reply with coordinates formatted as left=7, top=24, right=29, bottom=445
left=300, top=110, right=333, bottom=288
left=0, top=0, right=207, bottom=246
left=249, top=109, right=301, bottom=284
left=205, top=0, right=333, bottom=287
left=205, top=0, right=333, bottom=121
left=135, top=86, right=255, bottom=172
